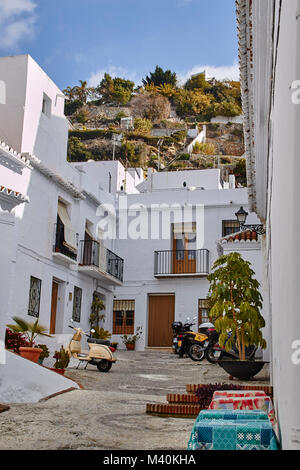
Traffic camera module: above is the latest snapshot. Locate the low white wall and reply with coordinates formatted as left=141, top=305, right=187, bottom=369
left=0, top=351, right=80, bottom=403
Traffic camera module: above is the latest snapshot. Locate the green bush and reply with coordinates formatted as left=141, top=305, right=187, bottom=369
left=64, top=99, right=83, bottom=116
left=178, top=153, right=190, bottom=161
left=134, top=118, right=153, bottom=135
left=193, top=141, right=216, bottom=155
left=67, top=136, right=93, bottom=162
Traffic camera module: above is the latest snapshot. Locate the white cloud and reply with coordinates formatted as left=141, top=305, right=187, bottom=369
left=178, top=62, right=240, bottom=84
left=88, top=66, right=139, bottom=87
left=0, top=0, right=37, bottom=49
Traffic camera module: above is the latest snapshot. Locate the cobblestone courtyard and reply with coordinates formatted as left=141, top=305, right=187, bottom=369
left=0, top=350, right=270, bottom=450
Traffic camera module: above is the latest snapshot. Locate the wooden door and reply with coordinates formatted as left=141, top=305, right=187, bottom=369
left=50, top=282, right=58, bottom=334
left=172, top=236, right=196, bottom=274
left=148, top=295, right=175, bottom=347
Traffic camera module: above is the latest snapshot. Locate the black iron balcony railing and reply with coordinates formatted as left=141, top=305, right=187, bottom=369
left=154, top=249, right=209, bottom=276
left=107, top=248, right=124, bottom=282
left=53, top=222, right=78, bottom=261
left=79, top=240, right=124, bottom=282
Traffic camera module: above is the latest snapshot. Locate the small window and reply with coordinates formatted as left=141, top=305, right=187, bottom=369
left=28, top=276, right=42, bottom=317
left=113, top=300, right=135, bottom=334
left=42, top=93, right=52, bottom=117
left=72, top=286, right=82, bottom=322
left=222, top=220, right=240, bottom=237
left=198, top=299, right=209, bottom=325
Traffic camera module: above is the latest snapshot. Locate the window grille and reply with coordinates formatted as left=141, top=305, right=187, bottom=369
left=28, top=276, right=42, bottom=317
left=72, top=286, right=82, bottom=322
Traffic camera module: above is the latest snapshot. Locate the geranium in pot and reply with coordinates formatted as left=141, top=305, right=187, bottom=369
left=6, top=317, right=53, bottom=363
left=51, top=346, right=70, bottom=375
left=121, top=326, right=142, bottom=351
left=207, top=252, right=267, bottom=380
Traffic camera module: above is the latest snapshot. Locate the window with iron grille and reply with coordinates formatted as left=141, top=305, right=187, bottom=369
left=113, top=300, right=135, bottom=334
left=72, top=286, right=82, bottom=322
left=198, top=299, right=210, bottom=324
left=28, top=276, right=42, bottom=317
left=222, top=220, right=240, bottom=237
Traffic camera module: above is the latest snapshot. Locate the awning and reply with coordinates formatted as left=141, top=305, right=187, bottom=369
left=58, top=201, right=77, bottom=252
left=173, top=222, right=196, bottom=234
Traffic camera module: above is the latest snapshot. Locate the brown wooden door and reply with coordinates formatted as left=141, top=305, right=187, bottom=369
left=148, top=295, right=175, bottom=347
left=50, top=282, right=58, bottom=334
left=172, top=236, right=196, bottom=274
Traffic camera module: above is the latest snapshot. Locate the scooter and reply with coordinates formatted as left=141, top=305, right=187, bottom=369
left=172, top=319, right=194, bottom=354
left=68, top=323, right=116, bottom=372
left=176, top=316, right=209, bottom=362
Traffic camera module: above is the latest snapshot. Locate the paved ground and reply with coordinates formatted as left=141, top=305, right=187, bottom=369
left=0, top=350, right=270, bottom=450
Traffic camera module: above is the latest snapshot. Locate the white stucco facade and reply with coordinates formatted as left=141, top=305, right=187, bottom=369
left=236, top=0, right=300, bottom=449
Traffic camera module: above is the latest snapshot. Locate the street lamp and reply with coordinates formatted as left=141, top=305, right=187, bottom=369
left=235, top=206, right=266, bottom=235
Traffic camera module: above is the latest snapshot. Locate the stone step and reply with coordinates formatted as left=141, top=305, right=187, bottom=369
left=146, top=403, right=202, bottom=419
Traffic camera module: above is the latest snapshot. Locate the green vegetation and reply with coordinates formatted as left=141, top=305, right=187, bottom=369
left=208, top=253, right=266, bottom=361
left=67, top=136, right=93, bottom=161
left=193, top=141, right=216, bottom=155
left=142, top=66, right=177, bottom=87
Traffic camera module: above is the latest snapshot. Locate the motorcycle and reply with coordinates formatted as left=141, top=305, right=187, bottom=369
left=171, top=319, right=193, bottom=354
left=205, top=331, right=257, bottom=364
left=68, top=322, right=116, bottom=372
left=174, top=316, right=209, bottom=362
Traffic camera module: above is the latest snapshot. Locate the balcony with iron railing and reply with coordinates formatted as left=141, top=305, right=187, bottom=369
left=154, top=249, right=209, bottom=277
left=52, top=222, right=78, bottom=265
left=78, top=239, right=124, bottom=285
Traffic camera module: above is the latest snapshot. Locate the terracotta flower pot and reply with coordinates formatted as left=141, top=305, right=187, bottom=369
left=126, top=343, right=135, bottom=351
left=19, top=347, right=42, bottom=363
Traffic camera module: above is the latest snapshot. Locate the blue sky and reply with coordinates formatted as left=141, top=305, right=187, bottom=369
left=0, top=0, right=239, bottom=90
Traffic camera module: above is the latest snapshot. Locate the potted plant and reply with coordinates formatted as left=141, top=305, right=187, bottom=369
left=6, top=317, right=53, bottom=363
left=51, top=346, right=70, bottom=375
left=207, top=252, right=267, bottom=380
left=35, top=344, right=50, bottom=365
left=121, top=326, right=142, bottom=351
left=5, top=328, right=31, bottom=354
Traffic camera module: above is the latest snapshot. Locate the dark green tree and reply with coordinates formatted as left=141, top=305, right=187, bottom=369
left=142, top=66, right=177, bottom=87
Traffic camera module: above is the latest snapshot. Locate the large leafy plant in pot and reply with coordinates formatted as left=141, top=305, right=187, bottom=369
left=7, top=317, right=53, bottom=363
left=207, top=252, right=267, bottom=379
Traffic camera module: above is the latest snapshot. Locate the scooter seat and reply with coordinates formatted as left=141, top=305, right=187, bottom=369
left=77, top=352, right=89, bottom=358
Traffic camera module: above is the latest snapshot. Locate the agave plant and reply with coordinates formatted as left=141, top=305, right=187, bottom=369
left=6, top=317, right=53, bottom=348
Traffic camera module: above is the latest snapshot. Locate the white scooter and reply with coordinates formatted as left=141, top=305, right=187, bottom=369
left=68, top=322, right=116, bottom=373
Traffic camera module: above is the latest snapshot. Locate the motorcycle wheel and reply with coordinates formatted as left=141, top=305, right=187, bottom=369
left=205, top=347, right=220, bottom=364
left=187, top=343, right=205, bottom=362
left=97, top=360, right=112, bottom=373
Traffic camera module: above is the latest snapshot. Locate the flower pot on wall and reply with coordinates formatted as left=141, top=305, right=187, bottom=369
left=126, top=343, right=135, bottom=351
left=19, top=347, right=42, bottom=363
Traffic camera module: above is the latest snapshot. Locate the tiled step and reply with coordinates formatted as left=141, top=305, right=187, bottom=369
left=186, top=384, right=273, bottom=398
left=167, top=393, right=200, bottom=404
left=146, top=403, right=203, bottom=419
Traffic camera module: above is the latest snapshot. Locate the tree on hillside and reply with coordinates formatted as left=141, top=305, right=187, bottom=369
left=175, top=89, right=213, bottom=119
left=184, top=72, right=211, bottom=91
left=130, top=91, right=171, bottom=123
left=142, top=66, right=177, bottom=87
left=96, top=74, right=135, bottom=105
left=73, top=80, right=89, bottom=104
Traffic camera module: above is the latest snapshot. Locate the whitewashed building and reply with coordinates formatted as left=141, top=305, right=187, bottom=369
left=0, top=55, right=263, bottom=364
left=236, top=0, right=300, bottom=449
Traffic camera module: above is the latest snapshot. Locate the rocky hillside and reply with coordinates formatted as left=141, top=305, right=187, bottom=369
left=66, top=102, right=246, bottom=186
